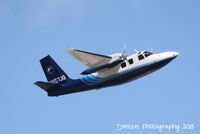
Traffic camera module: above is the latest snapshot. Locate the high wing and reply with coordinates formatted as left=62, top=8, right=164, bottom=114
left=67, top=49, right=112, bottom=68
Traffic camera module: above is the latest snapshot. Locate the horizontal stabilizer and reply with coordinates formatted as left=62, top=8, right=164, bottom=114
left=35, top=81, right=60, bottom=91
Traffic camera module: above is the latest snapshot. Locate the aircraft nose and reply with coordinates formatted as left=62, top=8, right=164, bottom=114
left=172, top=51, right=179, bottom=57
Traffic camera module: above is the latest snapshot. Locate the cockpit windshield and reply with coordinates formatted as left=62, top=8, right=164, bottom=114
left=143, top=51, right=153, bottom=57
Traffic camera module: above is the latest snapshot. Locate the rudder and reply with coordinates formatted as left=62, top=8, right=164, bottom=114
left=40, top=55, right=70, bottom=84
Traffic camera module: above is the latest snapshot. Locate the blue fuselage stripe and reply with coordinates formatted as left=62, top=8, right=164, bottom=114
left=81, top=61, right=155, bottom=85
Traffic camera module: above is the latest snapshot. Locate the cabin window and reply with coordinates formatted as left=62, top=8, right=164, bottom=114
left=144, top=51, right=153, bottom=57
left=138, top=54, right=144, bottom=60
left=121, top=62, right=126, bottom=68
left=128, top=59, right=133, bottom=64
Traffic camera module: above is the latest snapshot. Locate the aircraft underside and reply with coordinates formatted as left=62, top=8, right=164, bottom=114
left=95, top=56, right=175, bottom=89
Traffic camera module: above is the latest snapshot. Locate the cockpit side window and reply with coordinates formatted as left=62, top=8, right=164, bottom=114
left=144, top=51, right=153, bottom=57
left=138, top=54, right=144, bottom=60
left=128, top=59, right=133, bottom=64
left=121, top=62, right=126, bottom=68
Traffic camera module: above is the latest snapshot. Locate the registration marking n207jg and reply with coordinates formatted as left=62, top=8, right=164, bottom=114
left=49, top=75, right=66, bottom=84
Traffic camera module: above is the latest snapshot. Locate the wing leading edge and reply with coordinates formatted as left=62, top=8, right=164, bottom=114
left=67, top=49, right=111, bottom=68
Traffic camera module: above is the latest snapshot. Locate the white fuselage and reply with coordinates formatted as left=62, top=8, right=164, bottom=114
left=80, top=51, right=179, bottom=86
left=93, top=51, right=179, bottom=79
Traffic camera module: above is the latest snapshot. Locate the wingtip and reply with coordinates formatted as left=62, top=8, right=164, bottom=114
left=67, top=48, right=74, bottom=53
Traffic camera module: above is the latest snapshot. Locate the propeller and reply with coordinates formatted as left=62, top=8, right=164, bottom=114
left=123, top=44, right=126, bottom=54
left=121, top=44, right=128, bottom=60
left=134, top=49, right=139, bottom=53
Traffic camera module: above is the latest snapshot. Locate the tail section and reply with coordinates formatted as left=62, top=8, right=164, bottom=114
left=35, top=55, right=71, bottom=95
left=39, top=55, right=70, bottom=84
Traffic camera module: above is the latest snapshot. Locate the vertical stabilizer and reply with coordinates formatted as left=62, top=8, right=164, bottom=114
left=40, top=55, right=70, bottom=84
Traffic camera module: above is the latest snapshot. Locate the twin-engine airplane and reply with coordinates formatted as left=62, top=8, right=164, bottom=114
left=35, top=49, right=179, bottom=96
